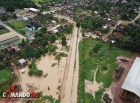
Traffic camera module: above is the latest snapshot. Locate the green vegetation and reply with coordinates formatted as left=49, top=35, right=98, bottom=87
left=57, top=86, right=61, bottom=91
left=0, top=68, right=13, bottom=84
left=51, top=63, right=57, bottom=67
left=36, top=92, right=60, bottom=103
left=28, top=61, right=43, bottom=77
left=85, top=93, right=95, bottom=103
left=65, top=45, right=70, bottom=52
left=31, top=0, right=51, bottom=3
left=117, top=25, right=140, bottom=53
left=9, top=20, right=27, bottom=29
left=0, top=29, right=9, bottom=35
left=78, top=38, right=133, bottom=102
left=0, top=0, right=37, bottom=12
left=8, top=20, right=27, bottom=36
left=55, top=52, right=67, bottom=65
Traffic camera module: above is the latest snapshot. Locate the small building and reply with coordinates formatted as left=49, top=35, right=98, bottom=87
left=31, top=22, right=42, bottom=30
left=29, top=8, right=40, bottom=13
left=22, top=17, right=28, bottom=22
left=120, top=57, right=140, bottom=102
left=18, top=59, right=27, bottom=67
left=42, top=12, right=48, bottom=15
left=26, top=25, right=35, bottom=31
left=52, top=29, right=58, bottom=33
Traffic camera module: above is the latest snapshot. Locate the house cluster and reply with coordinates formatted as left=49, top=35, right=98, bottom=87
left=0, top=44, right=28, bottom=71
left=84, top=30, right=102, bottom=39
left=0, top=45, right=18, bottom=62
left=26, top=21, right=42, bottom=31
left=46, top=23, right=72, bottom=35
left=108, top=23, right=137, bottom=43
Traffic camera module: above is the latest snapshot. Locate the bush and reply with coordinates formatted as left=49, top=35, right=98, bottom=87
left=51, top=63, right=57, bottom=67
left=102, top=65, right=108, bottom=70
left=36, top=70, right=43, bottom=77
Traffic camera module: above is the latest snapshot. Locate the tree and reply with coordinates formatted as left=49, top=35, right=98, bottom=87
left=1, top=16, right=8, bottom=21
left=102, top=65, right=108, bottom=70
left=12, top=14, right=17, bottom=18
left=90, top=44, right=102, bottom=57
left=40, top=26, right=47, bottom=33
left=61, top=36, right=66, bottom=46
left=76, top=21, right=80, bottom=27
left=121, top=14, right=128, bottom=20
left=55, top=54, right=61, bottom=66
left=36, top=70, right=43, bottom=76
left=28, top=70, right=34, bottom=76
left=50, top=35, right=56, bottom=43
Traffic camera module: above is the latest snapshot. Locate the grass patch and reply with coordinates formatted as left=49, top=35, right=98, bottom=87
left=78, top=38, right=133, bottom=102
left=57, top=86, right=61, bottom=91
left=0, top=29, right=9, bottom=35
left=51, top=63, right=57, bottom=67
left=85, top=93, right=95, bottom=103
left=0, top=68, right=13, bottom=84
left=65, top=45, right=70, bottom=52
left=9, top=20, right=27, bottom=29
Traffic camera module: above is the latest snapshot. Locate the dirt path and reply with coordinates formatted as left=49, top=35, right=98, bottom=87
left=102, top=13, right=140, bottom=40
left=55, top=14, right=79, bottom=103
left=4, top=24, right=25, bottom=39
left=85, top=66, right=101, bottom=97
left=60, top=24, right=78, bottom=103
left=70, top=27, right=81, bottom=103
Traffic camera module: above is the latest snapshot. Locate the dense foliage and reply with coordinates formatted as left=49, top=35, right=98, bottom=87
left=0, top=0, right=37, bottom=12
left=28, top=61, right=43, bottom=77
left=117, top=25, right=140, bottom=53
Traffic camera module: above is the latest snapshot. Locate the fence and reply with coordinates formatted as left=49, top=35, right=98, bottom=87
left=0, top=76, right=15, bottom=86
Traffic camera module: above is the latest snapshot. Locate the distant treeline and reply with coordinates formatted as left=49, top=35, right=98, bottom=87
left=0, top=0, right=37, bottom=12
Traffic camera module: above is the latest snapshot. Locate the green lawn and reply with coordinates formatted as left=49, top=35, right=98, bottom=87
left=10, top=20, right=27, bottom=29
left=0, top=69, right=13, bottom=84
left=79, top=39, right=133, bottom=87
left=78, top=38, right=133, bottom=102
left=0, top=29, right=9, bottom=35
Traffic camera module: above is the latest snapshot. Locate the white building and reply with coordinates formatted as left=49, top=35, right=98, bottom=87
left=18, top=59, right=27, bottom=67
left=29, top=8, right=40, bottom=13
left=22, top=17, right=28, bottom=22
left=26, top=25, right=35, bottom=32
left=121, top=57, right=140, bottom=97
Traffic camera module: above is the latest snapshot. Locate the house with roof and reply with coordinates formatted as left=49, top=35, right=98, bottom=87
left=31, top=21, right=42, bottom=30
left=120, top=57, right=140, bottom=102
left=26, top=25, right=35, bottom=32
left=18, top=59, right=27, bottom=67
left=29, top=8, right=40, bottom=13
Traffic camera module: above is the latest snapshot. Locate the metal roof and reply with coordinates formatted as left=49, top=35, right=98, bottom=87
left=121, top=57, right=140, bottom=97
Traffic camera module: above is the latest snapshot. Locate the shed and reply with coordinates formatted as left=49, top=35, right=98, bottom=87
left=18, top=59, right=27, bottom=67
left=121, top=57, right=140, bottom=97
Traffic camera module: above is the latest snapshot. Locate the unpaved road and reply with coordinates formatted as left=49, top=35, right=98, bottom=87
left=55, top=14, right=79, bottom=103
left=4, top=23, right=25, bottom=39
left=102, top=13, right=140, bottom=40
left=70, top=26, right=81, bottom=103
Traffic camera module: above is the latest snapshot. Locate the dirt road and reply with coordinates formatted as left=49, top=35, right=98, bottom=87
left=70, top=27, right=81, bottom=103
left=102, top=13, right=140, bottom=40
left=55, top=14, right=79, bottom=103
left=4, top=24, right=25, bottom=39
